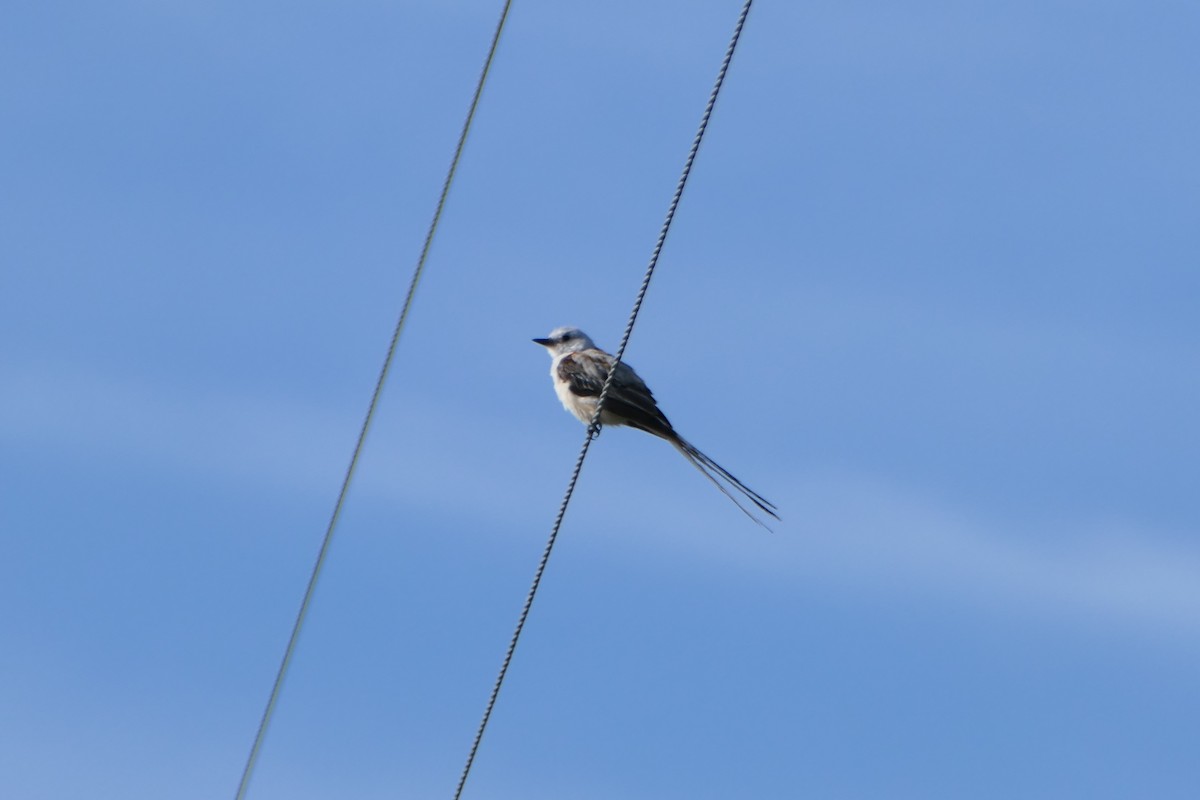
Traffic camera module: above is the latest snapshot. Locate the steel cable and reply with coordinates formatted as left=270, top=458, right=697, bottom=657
left=234, top=3, right=514, bottom=797
left=451, top=2, right=754, bottom=797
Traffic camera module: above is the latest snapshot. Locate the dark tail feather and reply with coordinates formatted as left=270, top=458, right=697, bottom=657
left=669, top=436, right=780, bottom=530
left=680, top=438, right=778, bottom=515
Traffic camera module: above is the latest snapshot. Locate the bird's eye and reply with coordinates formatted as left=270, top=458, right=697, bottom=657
left=560, top=332, right=573, bottom=341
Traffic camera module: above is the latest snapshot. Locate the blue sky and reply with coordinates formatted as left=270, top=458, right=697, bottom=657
left=3, top=1, right=1198, bottom=798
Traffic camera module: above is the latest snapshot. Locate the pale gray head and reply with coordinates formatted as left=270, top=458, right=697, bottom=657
left=532, top=326, right=596, bottom=356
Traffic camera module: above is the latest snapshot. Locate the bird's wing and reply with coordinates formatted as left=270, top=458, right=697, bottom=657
left=556, top=350, right=609, bottom=397
left=558, top=350, right=674, bottom=437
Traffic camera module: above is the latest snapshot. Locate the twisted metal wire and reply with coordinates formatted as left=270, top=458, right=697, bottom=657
left=234, top=3, right=514, bottom=797
left=451, top=2, right=754, bottom=797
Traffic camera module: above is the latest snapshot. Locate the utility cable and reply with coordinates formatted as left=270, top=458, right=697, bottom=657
left=451, top=2, right=754, bottom=797
left=234, top=3, right=514, bottom=797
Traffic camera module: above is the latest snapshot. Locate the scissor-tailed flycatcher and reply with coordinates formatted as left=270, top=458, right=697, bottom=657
left=533, top=326, right=779, bottom=528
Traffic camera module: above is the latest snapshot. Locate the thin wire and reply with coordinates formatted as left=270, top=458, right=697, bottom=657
left=234, top=4, right=514, bottom=798
left=451, top=2, right=754, bottom=797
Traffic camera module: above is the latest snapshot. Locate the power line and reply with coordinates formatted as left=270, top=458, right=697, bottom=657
left=450, top=2, right=755, bottom=797
left=233, top=3, right=514, bottom=798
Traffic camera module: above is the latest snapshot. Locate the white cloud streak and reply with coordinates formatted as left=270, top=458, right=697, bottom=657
left=617, top=469, right=1200, bottom=645
left=6, top=361, right=1198, bottom=647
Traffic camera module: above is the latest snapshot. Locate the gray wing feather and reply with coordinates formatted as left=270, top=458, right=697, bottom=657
left=558, top=351, right=673, bottom=436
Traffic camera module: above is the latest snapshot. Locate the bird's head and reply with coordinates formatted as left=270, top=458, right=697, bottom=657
left=532, top=326, right=596, bottom=356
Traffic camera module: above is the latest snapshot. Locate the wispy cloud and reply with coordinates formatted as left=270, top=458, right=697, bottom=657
left=7, top=361, right=1198, bottom=646
left=615, top=468, right=1200, bottom=645
left=0, top=358, right=559, bottom=514
left=3, top=361, right=356, bottom=493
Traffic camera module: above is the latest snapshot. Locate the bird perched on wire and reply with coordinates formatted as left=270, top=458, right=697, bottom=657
left=533, top=326, right=779, bottom=529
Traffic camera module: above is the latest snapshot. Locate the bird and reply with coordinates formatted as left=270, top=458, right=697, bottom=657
left=533, top=326, right=779, bottom=528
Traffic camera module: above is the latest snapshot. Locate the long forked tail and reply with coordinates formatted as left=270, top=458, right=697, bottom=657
left=669, top=436, right=780, bottom=530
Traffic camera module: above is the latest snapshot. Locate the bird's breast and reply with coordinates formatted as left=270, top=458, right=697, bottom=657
left=548, top=358, right=592, bottom=424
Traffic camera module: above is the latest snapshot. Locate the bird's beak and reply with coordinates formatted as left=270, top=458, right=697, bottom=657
left=532, top=337, right=553, bottom=346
